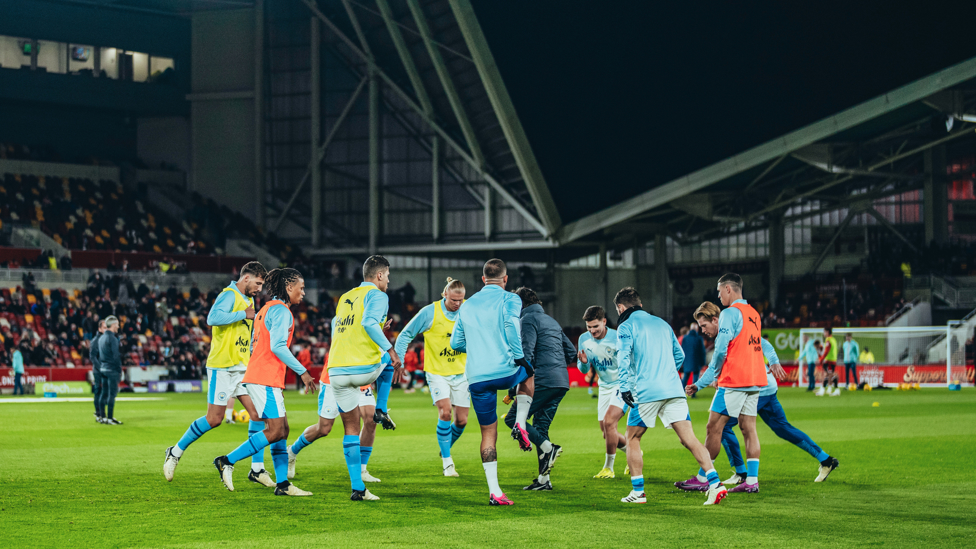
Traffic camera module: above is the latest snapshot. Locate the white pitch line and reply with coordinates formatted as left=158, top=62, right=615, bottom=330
left=0, top=397, right=167, bottom=404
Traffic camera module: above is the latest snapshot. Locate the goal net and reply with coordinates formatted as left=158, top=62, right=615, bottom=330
left=797, top=326, right=968, bottom=388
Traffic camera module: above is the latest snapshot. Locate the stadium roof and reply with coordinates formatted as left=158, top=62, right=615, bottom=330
left=292, top=1, right=976, bottom=260
left=304, top=0, right=562, bottom=239
left=558, top=55, right=976, bottom=250
left=45, top=0, right=257, bottom=17
left=46, top=1, right=976, bottom=260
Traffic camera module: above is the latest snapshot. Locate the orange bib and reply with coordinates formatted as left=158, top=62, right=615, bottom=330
left=717, top=302, right=768, bottom=388
left=242, top=300, right=294, bottom=389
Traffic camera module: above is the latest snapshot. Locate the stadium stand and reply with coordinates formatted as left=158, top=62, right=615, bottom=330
left=0, top=283, right=329, bottom=379
left=0, top=272, right=425, bottom=381
left=1, top=173, right=207, bottom=255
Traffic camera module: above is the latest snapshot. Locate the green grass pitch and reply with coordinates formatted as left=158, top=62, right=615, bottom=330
left=2, top=387, right=974, bottom=548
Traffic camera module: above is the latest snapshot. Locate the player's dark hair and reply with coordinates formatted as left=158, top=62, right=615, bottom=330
left=718, top=272, right=743, bottom=293
left=824, top=326, right=833, bottom=335
left=613, top=287, right=641, bottom=308
left=265, top=268, right=303, bottom=301
left=363, top=255, right=390, bottom=280
left=483, top=258, right=507, bottom=280
left=515, top=287, right=541, bottom=308
left=583, top=306, right=605, bottom=322
left=240, top=261, right=268, bottom=279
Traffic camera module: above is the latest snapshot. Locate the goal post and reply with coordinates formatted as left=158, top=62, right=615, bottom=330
left=796, top=326, right=957, bottom=388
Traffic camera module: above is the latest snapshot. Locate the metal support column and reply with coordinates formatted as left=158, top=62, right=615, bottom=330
left=368, top=69, right=380, bottom=255
left=599, top=242, right=608, bottom=309
left=654, top=233, right=668, bottom=317
left=254, top=0, right=265, bottom=226
left=924, top=145, right=948, bottom=246
left=310, top=16, right=322, bottom=247
left=768, top=213, right=785, bottom=307
left=426, top=253, right=433, bottom=303
left=432, top=137, right=441, bottom=242
left=484, top=184, right=492, bottom=240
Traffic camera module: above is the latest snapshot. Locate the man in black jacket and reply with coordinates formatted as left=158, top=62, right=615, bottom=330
left=505, top=287, right=576, bottom=491
left=90, top=320, right=106, bottom=423
left=98, top=316, right=124, bottom=425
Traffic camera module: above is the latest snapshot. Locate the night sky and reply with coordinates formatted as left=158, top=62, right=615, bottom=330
left=472, top=0, right=976, bottom=223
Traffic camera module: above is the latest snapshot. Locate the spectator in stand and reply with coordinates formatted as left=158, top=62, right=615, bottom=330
left=82, top=311, right=97, bottom=340
left=30, top=340, right=51, bottom=366
left=98, top=316, right=123, bottom=425
left=679, top=322, right=706, bottom=396
left=12, top=344, right=25, bottom=395
left=297, top=343, right=312, bottom=371
left=401, top=344, right=420, bottom=392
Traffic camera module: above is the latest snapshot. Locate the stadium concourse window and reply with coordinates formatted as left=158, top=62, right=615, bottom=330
left=35, top=40, right=67, bottom=73
left=68, top=44, right=95, bottom=74
left=0, top=34, right=173, bottom=82
left=100, top=47, right=118, bottom=79
left=0, top=35, right=32, bottom=69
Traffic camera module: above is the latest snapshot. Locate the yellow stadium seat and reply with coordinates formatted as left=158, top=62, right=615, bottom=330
left=26, top=294, right=36, bottom=305
left=24, top=314, right=34, bottom=323
left=41, top=288, right=51, bottom=297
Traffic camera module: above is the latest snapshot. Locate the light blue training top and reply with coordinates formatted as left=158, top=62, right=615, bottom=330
left=393, top=298, right=459, bottom=358
left=207, top=281, right=249, bottom=326
left=801, top=339, right=819, bottom=364
left=450, top=284, right=524, bottom=384
left=616, top=310, right=686, bottom=403
left=694, top=299, right=761, bottom=393
left=264, top=301, right=307, bottom=377
left=576, top=328, right=620, bottom=390
left=13, top=349, right=24, bottom=374
left=842, top=340, right=860, bottom=364
left=330, top=282, right=391, bottom=376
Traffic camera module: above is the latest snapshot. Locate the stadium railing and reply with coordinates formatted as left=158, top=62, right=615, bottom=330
left=0, top=267, right=232, bottom=289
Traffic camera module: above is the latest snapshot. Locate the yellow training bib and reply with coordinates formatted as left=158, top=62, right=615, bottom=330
left=206, top=287, right=253, bottom=369
left=329, top=285, right=385, bottom=368
left=423, top=300, right=466, bottom=376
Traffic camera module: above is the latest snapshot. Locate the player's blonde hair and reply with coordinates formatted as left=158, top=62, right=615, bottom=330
left=442, top=277, right=465, bottom=297
left=694, top=301, right=721, bottom=321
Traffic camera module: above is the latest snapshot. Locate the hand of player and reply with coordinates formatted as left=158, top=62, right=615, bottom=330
left=515, top=357, right=534, bottom=377
left=577, top=349, right=588, bottom=364
left=384, top=318, right=393, bottom=331
left=619, top=390, right=636, bottom=409
left=300, top=372, right=318, bottom=394
left=387, top=349, right=402, bottom=369
left=244, top=306, right=255, bottom=320
left=685, top=384, right=699, bottom=397
left=770, top=363, right=787, bottom=380
left=391, top=365, right=405, bottom=384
